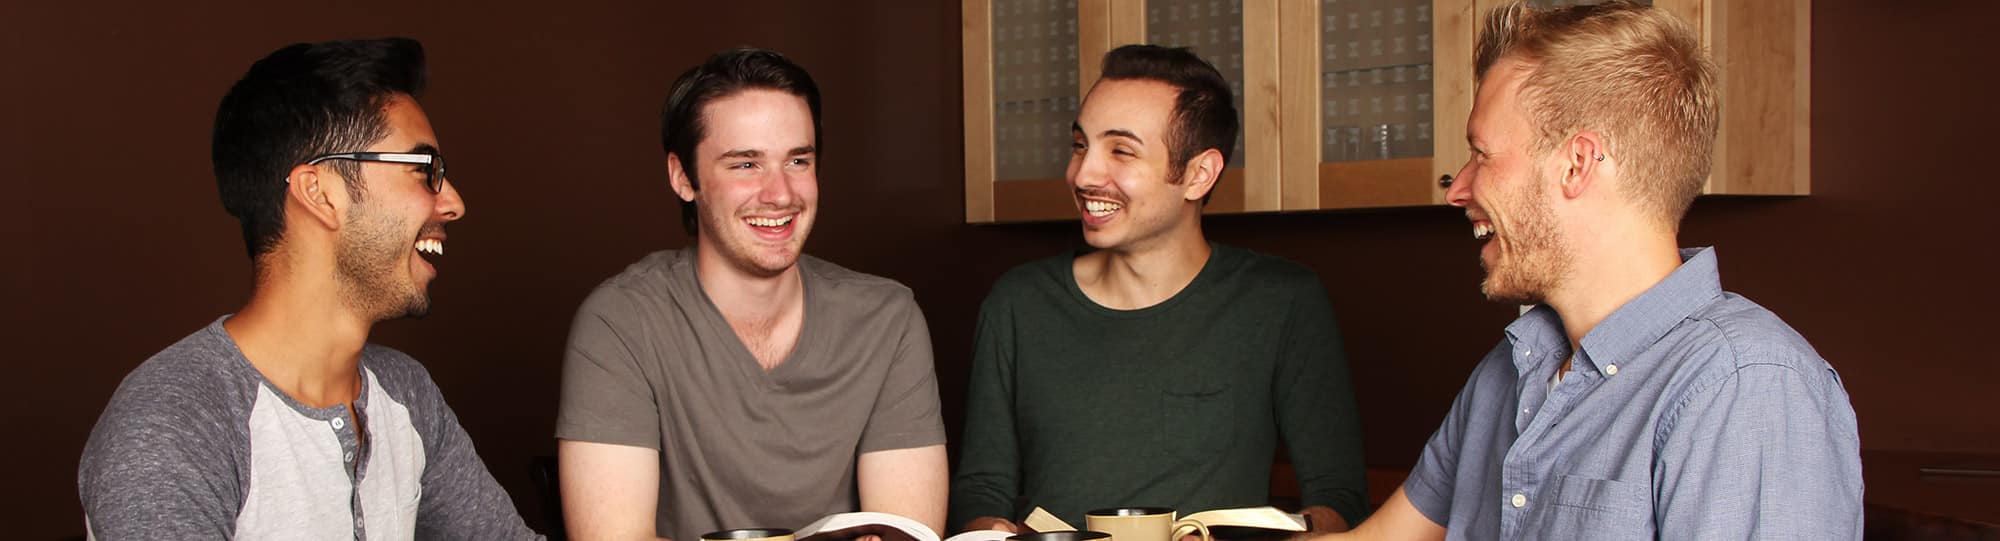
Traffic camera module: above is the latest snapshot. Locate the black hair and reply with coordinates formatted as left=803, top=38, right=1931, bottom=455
left=212, top=37, right=427, bottom=262
left=1098, top=44, right=1238, bottom=202
left=659, top=47, right=823, bottom=235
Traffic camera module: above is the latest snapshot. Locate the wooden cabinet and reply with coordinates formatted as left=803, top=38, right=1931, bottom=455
left=962, top=0, right=1808, bottom=223
left=1277, top=0, right=1470, bottom=209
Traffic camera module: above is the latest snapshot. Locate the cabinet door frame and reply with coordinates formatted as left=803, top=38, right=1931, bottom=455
left=965, top=0, right=1082, bottom=223
left=1702, top=0, right=1811, bottom=196
left=1278, top=0, right=1477, bottom=211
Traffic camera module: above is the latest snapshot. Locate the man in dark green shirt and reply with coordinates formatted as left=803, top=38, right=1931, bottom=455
left=949, top=45, right=1367, bottom=534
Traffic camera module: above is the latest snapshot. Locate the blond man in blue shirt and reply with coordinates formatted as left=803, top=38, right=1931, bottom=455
left=1309, top=2, right=1863, bottom=539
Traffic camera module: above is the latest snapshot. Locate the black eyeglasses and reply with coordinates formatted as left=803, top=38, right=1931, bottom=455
left=306, top=152, right=448, bottom=193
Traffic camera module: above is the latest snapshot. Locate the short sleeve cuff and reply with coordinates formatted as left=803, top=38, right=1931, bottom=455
left=555, top=421, right=661, bottom=451
left=1400, top=467, right=1452, bottom=527
left=857, top=425, right=947, bottom=454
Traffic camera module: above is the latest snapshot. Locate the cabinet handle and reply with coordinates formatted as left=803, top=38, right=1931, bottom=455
left=1438, top=174, right=1454, bottom=188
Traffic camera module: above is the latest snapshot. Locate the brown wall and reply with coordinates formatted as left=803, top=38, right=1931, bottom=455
left=4, top=1, right=1994, bottom=538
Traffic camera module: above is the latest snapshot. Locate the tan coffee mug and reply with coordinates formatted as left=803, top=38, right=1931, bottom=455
left=1085, top=508, right=1210, bottom=541
left=701, top=528, right=795, bottom=541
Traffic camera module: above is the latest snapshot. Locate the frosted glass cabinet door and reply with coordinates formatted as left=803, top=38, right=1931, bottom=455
left=965, top=0, right=1084, bottom=223
left=1139, top=0, right=1283, bottom=215
left=992, top=0, right=1080, bottom=186
left=1278, top=0, right=1477, bottom=210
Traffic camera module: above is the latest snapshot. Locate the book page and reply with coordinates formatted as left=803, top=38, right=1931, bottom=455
left=1022, top=507, right=1075, bottom=533
left=796, top=511, right=941, bottom=541
left=942, top=530, right=1015, bottom=541
left=1180, top=507, right=1307, bottom=532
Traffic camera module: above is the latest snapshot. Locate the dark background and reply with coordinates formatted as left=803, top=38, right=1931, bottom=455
left=3, top=2, right=1994, bottom=538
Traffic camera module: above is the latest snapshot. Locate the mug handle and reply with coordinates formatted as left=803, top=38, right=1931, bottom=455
left=1170, top=519, right=1210, bottom=541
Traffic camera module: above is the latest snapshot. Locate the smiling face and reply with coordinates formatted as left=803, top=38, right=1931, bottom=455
left=675, top=88, right=819, bottom=279
left=1447, top=58, right=1572, bottom=305
left=1067, top=78, right=1204, bottom=252
left=335, top=95, right=465, bottom=321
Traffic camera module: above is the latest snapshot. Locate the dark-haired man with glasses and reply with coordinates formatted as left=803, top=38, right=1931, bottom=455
left=78, top=38, right=541, bottom=539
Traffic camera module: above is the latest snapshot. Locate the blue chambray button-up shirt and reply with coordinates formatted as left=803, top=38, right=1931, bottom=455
left=1403, top=247, right=1863, bottom=539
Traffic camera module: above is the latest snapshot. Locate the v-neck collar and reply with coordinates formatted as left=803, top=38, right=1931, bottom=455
left=679, top=251, right=820, bottom=390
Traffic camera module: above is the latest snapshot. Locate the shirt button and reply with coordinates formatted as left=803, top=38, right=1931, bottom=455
left=344, top=451, right=354, bottom=463
left=1520, top=348, right=1531, bottom=356
left=1522, top=408, right=1532, bottom=414
left=1511, top=493, right=1528, bottom=508
left=330, top=417, right=346, bottom=430
left=1606, top=364, right=1620, bottom=376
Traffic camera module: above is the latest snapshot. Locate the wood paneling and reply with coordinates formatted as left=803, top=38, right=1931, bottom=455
left=964, top=0, right=997, bottom=222
left=1319, top=158, right=1439, bottom=209
left=1708, top=0, right=1811, bottom=195
left=1240, top=0, right=1282, bottom=212
left=1277, top=0, right=1323, bottom=210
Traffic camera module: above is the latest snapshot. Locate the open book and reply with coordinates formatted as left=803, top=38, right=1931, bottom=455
left=796, top=512, right=1015, bottom=541
left=1022, top=506, right=1311, bottom=534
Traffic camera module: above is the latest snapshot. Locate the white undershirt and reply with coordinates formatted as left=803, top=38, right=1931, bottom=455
left=1551, top=355, right=1572, bottom=392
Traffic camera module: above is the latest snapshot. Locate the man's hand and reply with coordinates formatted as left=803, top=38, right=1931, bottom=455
left=1300, top=505, right=1350, bottom=533
left=963, top=517, right=1022, bottom=534
left=1289, top=488, right=1443, bottom=541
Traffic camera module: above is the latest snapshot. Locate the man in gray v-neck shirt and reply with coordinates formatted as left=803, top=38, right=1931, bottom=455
left=79, top=38, right=539, bottom=540
left=555, top=48, right=948, bottom=541
left=1304, top=3, right=1862, bottom=540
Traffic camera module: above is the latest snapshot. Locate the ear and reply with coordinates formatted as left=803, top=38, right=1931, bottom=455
left=667, top=152, right=697, bottom=203
left=1559, top=130, right=1606, bottom=200
left=286, top=164, right=344, bottom=231
left=1178, top=148, right=1225, bottom=203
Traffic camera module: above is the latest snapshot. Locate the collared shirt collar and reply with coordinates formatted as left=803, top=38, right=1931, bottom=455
left=1500, top=247, right=1724, bottom=379
left=1573, top=247, right=1725, bottom=377
left=1503, top=305, right=1566, bottom=377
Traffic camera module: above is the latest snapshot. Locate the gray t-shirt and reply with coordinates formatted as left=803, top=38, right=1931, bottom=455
left=78, top=317, right=542, bottom=540
left=557, top=248, right=946, bottom=541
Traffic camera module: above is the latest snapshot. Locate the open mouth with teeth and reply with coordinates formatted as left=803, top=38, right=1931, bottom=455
left=746, top=216, right=793, bottom=228
left=744, top=214, right=798, bottom=240
left=1473, top=222, right=1494, bottom=241
left=415, top=238, right=445, bottom=256
left=414, top=237, right=445, bottom=271
left=412, top=236, right=445, bottom=277
left=1081, top=199, right=1123, bottom=224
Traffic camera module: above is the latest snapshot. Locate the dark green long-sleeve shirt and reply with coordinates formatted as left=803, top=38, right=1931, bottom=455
left=949, top=244, right=1368, bottom=530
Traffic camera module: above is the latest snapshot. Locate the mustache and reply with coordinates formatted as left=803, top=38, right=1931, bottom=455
left=1074, top=188, right=1125, bottom=204
left=739, top=205, right=806, bottom=215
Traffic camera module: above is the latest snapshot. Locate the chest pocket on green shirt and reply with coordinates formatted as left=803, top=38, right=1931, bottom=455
left=1159, top=382, right=1234, bottom=464
left=1541, top=474, right=1652, bottom=537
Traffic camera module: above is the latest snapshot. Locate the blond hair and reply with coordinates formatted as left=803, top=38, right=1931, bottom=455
left=1475, top=1, right=1718, bottom=229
